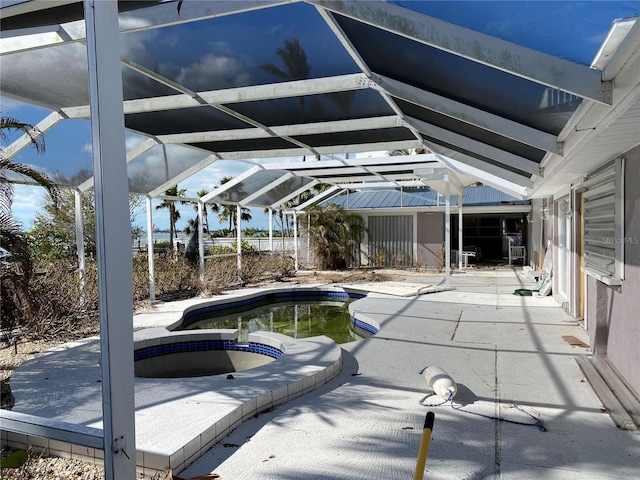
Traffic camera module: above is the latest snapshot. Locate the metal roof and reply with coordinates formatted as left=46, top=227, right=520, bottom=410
left=325, top=185, right=529, bottom=210
left=1, top=1, right=639, bottom=204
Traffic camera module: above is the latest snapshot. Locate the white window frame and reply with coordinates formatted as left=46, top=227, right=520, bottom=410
left=581, top=158, right=625, bottom=285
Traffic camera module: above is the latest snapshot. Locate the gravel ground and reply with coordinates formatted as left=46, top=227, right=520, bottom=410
left=0, top=453, right=182, bottom=480
left=0, top=454, right=106, bottom=480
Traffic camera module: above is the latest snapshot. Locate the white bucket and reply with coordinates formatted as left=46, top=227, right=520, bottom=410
left=423, top=366, right=457, bottom=400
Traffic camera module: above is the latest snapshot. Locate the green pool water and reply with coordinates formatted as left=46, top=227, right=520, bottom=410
left=181, top=297, right=370, bottom=344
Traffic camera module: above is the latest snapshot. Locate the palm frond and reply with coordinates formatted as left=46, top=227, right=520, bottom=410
left=0, top=158, right=60, bottom=207
left=0, top=225, right=33, bottom=275
left=0, top=116, right=45, bottom=154
left=260, top=63, right=289, bottom=80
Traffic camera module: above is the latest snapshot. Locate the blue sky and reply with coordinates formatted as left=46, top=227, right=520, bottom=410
left=1, top=93, right=366, bottom=233
left=2, top=1, right=638, bottom=234
left=0, top=94, right=276, bottom=232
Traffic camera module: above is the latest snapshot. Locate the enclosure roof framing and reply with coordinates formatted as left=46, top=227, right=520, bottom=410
left=2, top=1, right=638, bottom=203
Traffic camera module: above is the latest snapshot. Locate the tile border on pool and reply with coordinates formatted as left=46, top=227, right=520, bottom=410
left=7, top=285, right=369, bottom=478
left=176, top=288, right=365, bottom=330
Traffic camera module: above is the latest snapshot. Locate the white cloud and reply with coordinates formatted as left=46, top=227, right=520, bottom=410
left=0, top=96, right=27, bottom=114
left=119, top=28, right=159, bottom=65
left=11, top=185, right=48, bottom=230
left=170, top=53, right=251, bottom=91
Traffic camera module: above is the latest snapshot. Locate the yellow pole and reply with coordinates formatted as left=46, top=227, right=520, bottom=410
left=413, top=411, right=435, bottom=480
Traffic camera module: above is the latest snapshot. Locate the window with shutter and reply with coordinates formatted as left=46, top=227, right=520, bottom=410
left=582, top=158, right=624, bottom=284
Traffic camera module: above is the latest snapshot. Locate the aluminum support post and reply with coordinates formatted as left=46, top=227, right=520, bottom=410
left=84, top=1, right=136, bottom=478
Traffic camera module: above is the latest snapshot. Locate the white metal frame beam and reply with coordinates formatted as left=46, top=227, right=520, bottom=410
left=155, top=115, right=400, bottom=145
left=294, top=184, right=343, bottom=210
left=284, top=163, right=421, bottom=178
left=316, top=174, right=418, bottom=184
left=60, top=73, right=369, bottom=118
left=116, top=57, right=322, bottom=155
left=146, top=153, right=221, bottom=198
left=207, top=139, right=421, bottom=161
left=0, top=0, right=293, bottom=55
left=369, top=73, right=560, bottom=154
left=427, top=143, right=533, bottom=187
left=265, top=153, right=441, bottom=171
left=270, top=179, right=319, bottom=209
left=335, top=180, right=426, bottom=189
left=403, top=116, right=542, bottom=176
left=2, top=1, right=540, bottom=203
left=314, top=3, right=371, bottom=76
left=200, top=165, right=263, bottom=204
left=240, top=172, right=294, bottom=206
left=2, top=111, right=67, bottom=159
left=316, top=2, right=428, bottom=151
left=0, top=20, right=86, bottom=56
left=78, top=136, right=165, bottom=193
left=421, top=169, right=465, bottom=196
left=433, top=153, right=529, bottom=198
left=308, top=0, right=610, bottom=104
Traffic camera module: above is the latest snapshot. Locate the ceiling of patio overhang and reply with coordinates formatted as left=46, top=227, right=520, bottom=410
left=2, top=0, right=638, bottom=205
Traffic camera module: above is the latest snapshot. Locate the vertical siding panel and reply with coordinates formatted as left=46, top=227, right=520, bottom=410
left=368, top=216, right=413, bottom=267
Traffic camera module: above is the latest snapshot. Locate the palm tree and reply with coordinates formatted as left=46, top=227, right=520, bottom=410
left=155, top=185, right=187, bottom=248
left=183, top=218, right=198, bottom=237
left=261, top=36, right=311, bottom=81
left=1, top=115, right=59, bottom=330
left=300, top=204, right=366, bottom=270
left=266, top=183, right=331, bottom=237
left=193, top=188, right=217, bottom=234
left=261, top=37, right=311, bottom=120
left=218, top=204, right=252, bottom=236
left=0, top=116, right=59, bottom=208
left=390, top=147, right=429, bottom=156
left=215, top=176, right=252, bottom=236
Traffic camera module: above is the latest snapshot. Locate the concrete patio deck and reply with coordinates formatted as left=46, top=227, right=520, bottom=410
left=6, top=268, right=639, bottom=478
left=179, top=269, right=639, bottom=479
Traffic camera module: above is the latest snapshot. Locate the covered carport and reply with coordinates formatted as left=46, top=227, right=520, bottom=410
left=1, top=1, right=637, bottom=478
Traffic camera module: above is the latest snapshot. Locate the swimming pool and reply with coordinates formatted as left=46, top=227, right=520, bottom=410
left=9, top=286, right=377, bottom=476
left=174, top=292, right=376, bottom=344
left=134, top=291, right=377, bottom=378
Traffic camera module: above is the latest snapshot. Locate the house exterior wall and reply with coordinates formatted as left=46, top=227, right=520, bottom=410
left=417, top=212, right=444, bottom=269
left=350, top=206, right=530, bottom=270
left=367, top=215, right=414, bottom=267
left=585, top=144, right=640, bottom=396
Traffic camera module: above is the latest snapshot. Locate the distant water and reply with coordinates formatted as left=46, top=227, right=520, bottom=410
left=133, top=232, right=190, bottom=244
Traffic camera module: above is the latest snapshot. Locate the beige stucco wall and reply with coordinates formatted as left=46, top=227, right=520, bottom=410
left=586, top=144, right=640, bottom=395
left=417, top=212, right=444, bottom=269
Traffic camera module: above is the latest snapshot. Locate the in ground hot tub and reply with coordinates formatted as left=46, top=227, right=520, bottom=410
left=133, top=328, right=284, bottom=378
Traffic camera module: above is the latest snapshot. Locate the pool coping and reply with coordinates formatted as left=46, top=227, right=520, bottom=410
left=5, top=285, right=375, bottom=476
